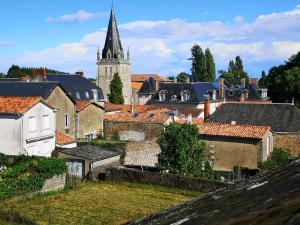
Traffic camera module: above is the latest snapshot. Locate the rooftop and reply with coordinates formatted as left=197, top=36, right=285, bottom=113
left=131, top=74, right=171, bottom=83
left=0, top=96, right=44, bottom=114
left=75, top=100, right=103, bottom=112
left=59, top=145, right=121, bottom=162
left=56, top=131, right=76, bottom=145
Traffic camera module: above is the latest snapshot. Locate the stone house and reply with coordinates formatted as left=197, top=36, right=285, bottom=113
left=198, top=123, right=273, bottom=171
left=0, top=97, right=56, bottom=157
left=75, top=100, right=105, bottom=139
left=0, top=82, right=76, bottom=138
left=206, top=103, right=300, bottom=156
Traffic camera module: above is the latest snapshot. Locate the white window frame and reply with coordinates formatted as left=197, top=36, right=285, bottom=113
left=28, top=116, right=37, bottom=132
left=159, top=93, right=165, bottom=101
left=76, top=91, right=81, bottom=100
left=42, top=114, right=50, bottom=130
left=65, top=114, right=70, bottom=129
left=85, top=91, right=90, bottom=99
left=92, top=89, right=98, bottom=101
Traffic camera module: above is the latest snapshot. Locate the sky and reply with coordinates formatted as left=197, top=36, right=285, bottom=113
left=0, top=0, right=300, bottom=79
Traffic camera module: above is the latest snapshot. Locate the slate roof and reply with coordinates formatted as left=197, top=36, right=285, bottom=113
left=207, top=103, right=300, bottom=133
left=59, top=145, right=121, bottom=162
left=150, top=82, right=217, bottom=103
left=127, top=159, right=300, bottom=225
left=0, top=96, right=46, bottom=114
left=46, top=74, right=104, bottom=102
left=0, top=82, right=59, bottom=99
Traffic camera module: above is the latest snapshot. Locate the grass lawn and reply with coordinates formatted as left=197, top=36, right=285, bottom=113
left=0, top=181, right=200, bottom=225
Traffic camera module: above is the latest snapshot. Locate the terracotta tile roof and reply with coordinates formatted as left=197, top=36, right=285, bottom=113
left=131, top=74, right=171, bottom=82
left=0, top=96, right=43, bottom=114
left=131, top=82, right=143, bottom=90
left=198, top=123, right=270, bottom=140
left=104, top=108, right=172, bottom=124
left=56, top=131, right=76, bottom=145
left=104, top=103, right=163, bottom=113
left=76, top=100, right=104, bottom=112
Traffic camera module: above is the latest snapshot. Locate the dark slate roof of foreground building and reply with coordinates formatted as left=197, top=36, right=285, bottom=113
left=0, top=82, right=60, bottom=99
left=46, top=74, right=104, bottom=102
left=59, top=145, right=121, bottom=162
left=206, top=103, right=300, bottom=133
left=127, top=159, right=300, bottom=225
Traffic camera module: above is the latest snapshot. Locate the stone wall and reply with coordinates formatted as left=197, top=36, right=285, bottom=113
left=106, top=167, right=229, bottom=193
left=41, top=173, right=66, bottom=193
left=124, top=139, right=161, bottom=167
left=274, top=133, right=300, bottom=156
left=104, top=121, right=164, bottom=140
left=78, top=104, right=104, bottom=139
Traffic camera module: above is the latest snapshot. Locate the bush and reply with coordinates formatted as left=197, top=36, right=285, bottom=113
left=258, top=148, right=290, bottom=171
left=0, top=156, right=67, bottom=200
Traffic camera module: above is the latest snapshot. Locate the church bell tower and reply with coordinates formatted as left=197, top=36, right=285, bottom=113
left=96, top=7, right=132, bottom=104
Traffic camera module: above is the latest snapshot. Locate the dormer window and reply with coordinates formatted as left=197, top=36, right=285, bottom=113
left=171, top=95, right=177, bottom=101
left=85, top=91, right=90, bottom=99
left=92, top=89, right=98, bottom=101
left=76, top=91, right=81, bottom=100
left=158, top=90, right=167, bottom=101
left=181, top=90, right=190, bottom=102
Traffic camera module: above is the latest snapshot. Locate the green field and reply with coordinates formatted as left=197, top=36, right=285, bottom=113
left=0, top=181, right=200, bottom=225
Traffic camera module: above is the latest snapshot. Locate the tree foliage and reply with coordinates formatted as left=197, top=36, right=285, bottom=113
left=191, top=44, right=216, bottom=82
left=6, top=65, right=68, bottom=78
left=218, top=56, right=249, bottom=85
left=108, top=73, right=124, bottom=104
left=176, top=72, right=189, bottom=83
left=157, top=123, right=210, bottom=177
left=258, top=148, right=290, bottom=172
left=259, top=51, right=300, bottom=105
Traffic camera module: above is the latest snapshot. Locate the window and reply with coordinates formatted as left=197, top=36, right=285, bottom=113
left=28, top=116, right=36, bottom=132
left=181, top=91, right=190, bottom=102
left=75, top=92, right=79, bottom=99
left=65, top=114, right=69, bottom=129
left=105, top=67, right=108, bottom=76
left=159, top=93, right=166, bottom=101
left=42, top=115, right=50, bottom=130
left=110, top=67, right=113, bottom=76
left=85, top=91, right=90, bottom=99
left=229, top=90, right=234, bottom=96
left=171, top=95, right=177, bottom=101
left=92, top=89, right=98, bottom=101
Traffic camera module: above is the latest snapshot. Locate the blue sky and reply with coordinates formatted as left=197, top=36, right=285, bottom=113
left=0, top=0, right=300, bottom=78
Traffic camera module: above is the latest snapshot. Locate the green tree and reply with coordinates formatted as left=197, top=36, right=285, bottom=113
left=7, top=65, right=23, bottom=78
left=176, top=72, right=189, bottom=83
left=264, top=51, right=300, bottom=105
left=205, top=48, right=216, bottom=82
left=258, top=148, right=290, bottom=171
left=108, top=73, right=124, bottom=104
left=218, top=70, right=235, bottom=86
left=258, top=70, right=267, bottom=88
left=0, top=72, right=5, bottom=78
left=157, top=123, right=209, bottom=177
left=191, top=44, right=207, bottom=81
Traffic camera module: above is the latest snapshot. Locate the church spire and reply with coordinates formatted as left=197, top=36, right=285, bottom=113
left=102, top=7, right=124, bottom=59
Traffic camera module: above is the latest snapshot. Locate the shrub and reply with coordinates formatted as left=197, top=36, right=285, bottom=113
left=0, top=156, right=67, bottom=200
left=258, top=148, right=290, bottom=171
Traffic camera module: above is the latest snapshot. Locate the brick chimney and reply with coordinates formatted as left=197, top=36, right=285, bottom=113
left=239, top=93, right=245, bottom=102
left=219, top=78, right=225, bottom=99
left=31, top=68, right=47, bottom=82
left=204, top=98, right=210, bottom=120
left=20, top=75, right=29, bottom=82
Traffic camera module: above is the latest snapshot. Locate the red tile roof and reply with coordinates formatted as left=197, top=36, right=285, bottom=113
left=76, top=100, right=104, bottom=112
left=104, top=108, right=172, bottom=124
left=131, top=82, right=143, bottom=90
left=131, top=74, right=171, bottom=82
left=56, top=131, right=76, bottom=145
left=104, top=103, right=163, bottom=113
left=0, top=96, right=44, bottom=114
left=198, top=123, right=270, bottom=139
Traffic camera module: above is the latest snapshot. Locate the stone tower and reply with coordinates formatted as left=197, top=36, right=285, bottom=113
left=96, top=7, right=132, bottom=104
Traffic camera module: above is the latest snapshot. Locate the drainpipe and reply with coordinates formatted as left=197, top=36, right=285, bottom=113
left=19, top=114, right=24, bottom=155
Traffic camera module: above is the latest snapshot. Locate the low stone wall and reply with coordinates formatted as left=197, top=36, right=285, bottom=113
left=124, top=139, right=161, bottom=167
left=106, top=167, right=229, bottom=193
left=41, top=173, right=66, bottom=193
left=274, top=133, right=300, bottom=156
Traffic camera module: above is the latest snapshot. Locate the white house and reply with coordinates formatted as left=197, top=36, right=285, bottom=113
left=0, top=97, right=57, bottom=157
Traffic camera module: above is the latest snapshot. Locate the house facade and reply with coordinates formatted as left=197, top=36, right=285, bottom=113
left=0, top=97, right=56, bottom=157
left=75, top=100, right=105, bottom=139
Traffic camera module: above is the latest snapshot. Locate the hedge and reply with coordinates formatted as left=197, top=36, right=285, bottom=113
left=0, top=154, right=67, bottom=200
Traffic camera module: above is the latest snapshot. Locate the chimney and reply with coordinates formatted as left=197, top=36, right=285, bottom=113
left=239, top=93, right=245, bottom=102
left=241, top=78, right=246, bottom=88
left=20, top=75, right=29, bottom=82
left=204, top=98, right=210, bottom=120
left=75, top=70, right=84, bottom=76
left=174, top=78, right=177, bottom=83
left=32, top=68, right=47, bottom=81
left=130, top=96, right=135, bottom=116
left=187, top=114, right=192, bottom=123
left=219, top=78, right=225, bottom=99
left=250, top=78, right=258, bottom=87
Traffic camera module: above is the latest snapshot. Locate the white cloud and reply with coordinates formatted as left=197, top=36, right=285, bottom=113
left=272, top=41, right=300, bottom=59
left=0, top=40, right=14, bottom=47
left=46, top=10, right=108, bottom=24
left=234, top=15, right=245, bottom=24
